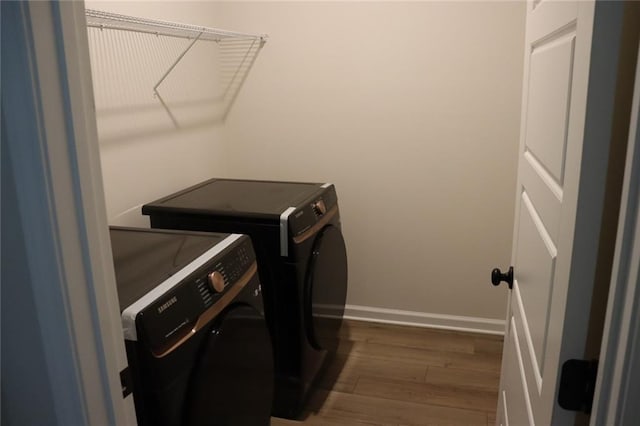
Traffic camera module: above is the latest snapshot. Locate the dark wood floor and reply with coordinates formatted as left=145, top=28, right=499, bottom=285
left=272, top=320, right=503, bottom=426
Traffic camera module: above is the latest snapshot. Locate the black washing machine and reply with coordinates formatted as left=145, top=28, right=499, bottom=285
left=142, top=178, right=348, bottom=418
left=109, top=227, right=274, bottom=426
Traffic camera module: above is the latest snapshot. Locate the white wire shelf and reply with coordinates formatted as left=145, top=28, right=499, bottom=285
left=85, top=8, right=267, bottom=128
left=85, top=9, right=267, bottom=43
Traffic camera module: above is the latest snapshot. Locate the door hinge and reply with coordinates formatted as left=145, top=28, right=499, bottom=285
left=558, top=359, right=598, bottom=414
left=120, top=366, right=133, bottom=398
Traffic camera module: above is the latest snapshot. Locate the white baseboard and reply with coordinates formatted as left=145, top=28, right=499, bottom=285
left=344, top=304, right=505, bottom=335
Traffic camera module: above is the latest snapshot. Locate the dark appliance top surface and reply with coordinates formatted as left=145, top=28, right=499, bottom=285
left=110, top=227, right=230, bottom=311
left=145, top=179, right=323, bottom=217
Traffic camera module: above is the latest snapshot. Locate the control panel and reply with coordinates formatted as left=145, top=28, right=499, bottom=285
left=288, top=185, right=338, bottom=238
left=137, top=235, right=256, bottom=353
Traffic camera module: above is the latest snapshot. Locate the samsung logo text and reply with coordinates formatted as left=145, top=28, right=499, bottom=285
left=157, top=296, right=178, bottom=314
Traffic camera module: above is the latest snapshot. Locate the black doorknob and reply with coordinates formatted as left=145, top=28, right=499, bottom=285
left=491, top=266, right=514, bottom=290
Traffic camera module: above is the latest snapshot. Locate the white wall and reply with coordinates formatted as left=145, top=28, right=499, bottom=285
left=89, top=1, right=525, bottom=326
left=212, top=1, right=525, bottom=324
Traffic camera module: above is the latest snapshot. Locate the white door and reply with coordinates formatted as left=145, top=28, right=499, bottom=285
left=497, top=1, right=627, bottom=425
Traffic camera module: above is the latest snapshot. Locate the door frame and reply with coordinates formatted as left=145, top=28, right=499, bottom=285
left=4, top=0, right=639, bottom=423
left=591, top=41, right=640, bottom=425
left=2, top=2, right=134, bottom=424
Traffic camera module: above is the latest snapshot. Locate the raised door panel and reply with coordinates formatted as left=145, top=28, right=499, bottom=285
left=524, top=34, right=575, bottom=184
left=499, top=317, right=534, bottom=426
left=514, top=192, right=557, bottom=378
left=520, top=152, right=562, bottom=244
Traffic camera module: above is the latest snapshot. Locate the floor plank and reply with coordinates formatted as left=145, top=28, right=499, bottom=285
left=472, top=336, right=504, bottom=355
left=318, top=353, right=428, bottom=393
left=271, top=320, right=503, bottom=425
left=354, top=375, right=498, bottom=412
left=341, top=321, right=477, bottom=354
left=337, top=340, right=502, bottom=373
left=425, top=366, right=500, bottom=391
left=487, top=410, right=497, bottom=426
left=306, top=389, right=487, bottom=425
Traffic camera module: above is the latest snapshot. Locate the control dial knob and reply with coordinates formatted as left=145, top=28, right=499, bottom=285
left=312, top=200, right=327, bottom=216
left=208, top=271, right=226, bottom=293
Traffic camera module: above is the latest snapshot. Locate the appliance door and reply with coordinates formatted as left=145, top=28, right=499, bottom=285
left=184, top=303, right=274, bottom=426
left=304, top=224, right=348, bottom=351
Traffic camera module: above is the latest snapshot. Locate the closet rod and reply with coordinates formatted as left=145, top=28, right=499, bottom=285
left=85, top=9, right=267, bottom=43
